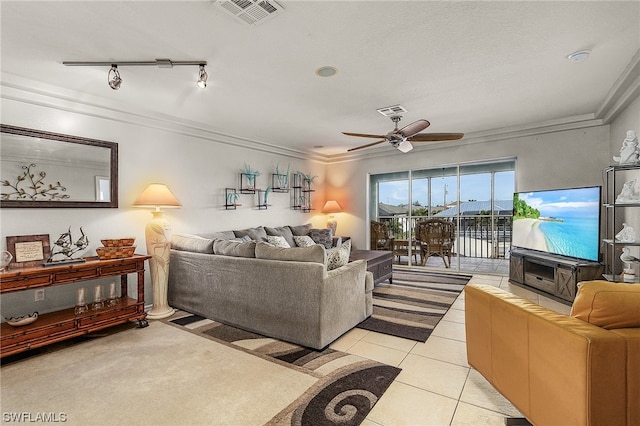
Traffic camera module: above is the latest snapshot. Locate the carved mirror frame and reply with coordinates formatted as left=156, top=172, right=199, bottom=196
left=1, top=124, right=118, bottom=208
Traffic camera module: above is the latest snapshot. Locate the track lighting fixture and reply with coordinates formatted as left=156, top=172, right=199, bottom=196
left=108, top=65, right=122, bottom=90
left=197, top=64, right=208, bottom=88
left=63, top=59, right=208, bottom=90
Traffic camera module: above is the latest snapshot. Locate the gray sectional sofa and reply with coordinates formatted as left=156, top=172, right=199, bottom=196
left=167, top=225, right=373, bottom=349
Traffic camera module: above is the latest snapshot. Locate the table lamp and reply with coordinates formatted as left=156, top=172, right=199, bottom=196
left=322, top=200, right=343, bottom=235
left=133, top=183, right=181, bottom=319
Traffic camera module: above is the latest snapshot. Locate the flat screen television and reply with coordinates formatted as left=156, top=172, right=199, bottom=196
left=512, top=186, right=601, bottom=262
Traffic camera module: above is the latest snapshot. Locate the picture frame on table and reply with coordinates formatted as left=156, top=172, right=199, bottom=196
left=6, top=234, right=50, bottom=269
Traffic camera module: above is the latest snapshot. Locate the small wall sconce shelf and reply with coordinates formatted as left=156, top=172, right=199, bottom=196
left=256, top=189, right=269, bottom=210
left=240, top=173, right=257, bottom=194
left=225, top=188, right=241, bottom=210
left=291, top=172, right=314, bottom=212
left=271, top=174, right=289, bottom=193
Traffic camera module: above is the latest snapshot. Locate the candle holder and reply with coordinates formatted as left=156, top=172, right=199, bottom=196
left=92, top=284, right=104, bottom=311
left=107, top=281, right=119, bottom=307
left=75, top=287, right=89, bottom=315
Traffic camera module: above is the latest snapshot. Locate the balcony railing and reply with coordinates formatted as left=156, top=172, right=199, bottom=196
left=378, top=215, right=513, bottom=259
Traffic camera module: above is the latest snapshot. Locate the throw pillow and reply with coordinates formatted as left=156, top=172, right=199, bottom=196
left=293, top=235, right=316, bottom=247
left=255, top=241, right=326, bottom=264
left=231, top=235, right=252, bottom=242
left=213, top=240, right=256, bottom=258
left=287, top=223, right=313, bottom=236
left=233, top=226, right=267, bottom=241
left=570, top=280, right=640, bottom=329
left=170, top=233, right=214, bottom=254
left=265, top=226, right=296, bottom=248
left=326, top=239, right=351, bottom=270
left=308, top=228, right=334, bottom=249
left=266, top=235, right=291, bottom=248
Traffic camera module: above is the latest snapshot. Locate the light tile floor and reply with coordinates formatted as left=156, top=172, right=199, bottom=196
left=330, top=271, right=572, bottom=426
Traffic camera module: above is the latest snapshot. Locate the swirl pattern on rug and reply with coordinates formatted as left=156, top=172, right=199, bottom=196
left=168, top=314, right=401, bottom=426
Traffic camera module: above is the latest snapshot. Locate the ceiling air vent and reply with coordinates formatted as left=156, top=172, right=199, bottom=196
left=214, top=0, right=284, bottom=26
left=376, top=105, right=408, bottom=117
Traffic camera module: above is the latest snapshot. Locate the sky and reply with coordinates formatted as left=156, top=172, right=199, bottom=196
left=378, top=171, right=515, bottom=207
left=518, top=186, right=601, bottom=218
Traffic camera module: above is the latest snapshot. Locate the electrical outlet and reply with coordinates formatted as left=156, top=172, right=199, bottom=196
left=35, top=289, right=45, bottom=301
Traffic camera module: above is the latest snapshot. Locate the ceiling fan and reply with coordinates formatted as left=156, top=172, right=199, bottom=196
left=343, top=116, right=464, bottom=153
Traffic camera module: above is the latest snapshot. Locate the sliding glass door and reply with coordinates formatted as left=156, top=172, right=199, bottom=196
left=370, top=160, right=515, bottom=273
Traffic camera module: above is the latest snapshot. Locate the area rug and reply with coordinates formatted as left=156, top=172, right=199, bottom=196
left=357, top=269, right=471, bottom=342
left=167, top=313, right=401, bottom=426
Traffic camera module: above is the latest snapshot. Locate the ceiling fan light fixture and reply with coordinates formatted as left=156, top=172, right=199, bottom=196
left=197, top=64, right=208, bottom=88
left=396, top=140, right=413, bottom=153
left=108, top=65, right=122, bottom=90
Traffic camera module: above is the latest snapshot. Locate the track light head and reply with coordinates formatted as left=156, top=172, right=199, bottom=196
left=108, top=65, right=122, bottom=90
left=197, top=64, right=208, bottom=89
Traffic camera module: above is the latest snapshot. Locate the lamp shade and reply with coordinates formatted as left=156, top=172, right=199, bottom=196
left=322, top=200, right=343, bottom=214
left=133, top=184, right=181, bottom=208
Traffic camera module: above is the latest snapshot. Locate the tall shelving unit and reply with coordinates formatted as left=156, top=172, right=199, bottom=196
left=602, top=163, right=640, bottom=282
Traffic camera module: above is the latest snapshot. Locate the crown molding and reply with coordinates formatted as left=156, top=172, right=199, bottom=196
left=0, top=72, right=327, bottom=164
left=596, top=48, right=640, bottom=123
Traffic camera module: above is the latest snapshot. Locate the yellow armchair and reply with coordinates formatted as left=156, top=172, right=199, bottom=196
left=465, top=280, right=640, bottom=426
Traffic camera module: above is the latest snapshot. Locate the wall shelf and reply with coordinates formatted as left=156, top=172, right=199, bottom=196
left=224, top=188, right=240, bottom=210
left=602, top=164, right=640, bottom=281
left=271, top=173, right=289, bottom=193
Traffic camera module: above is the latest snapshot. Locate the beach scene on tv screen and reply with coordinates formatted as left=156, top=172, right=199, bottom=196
left=512, top=187, right=600, bottom=261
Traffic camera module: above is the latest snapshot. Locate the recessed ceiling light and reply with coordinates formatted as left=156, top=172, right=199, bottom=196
left=567, top=50, right=591, bottom=63
left=313, top=145, right=324, bottom=148
left=315, top=66, right=338, bottom=77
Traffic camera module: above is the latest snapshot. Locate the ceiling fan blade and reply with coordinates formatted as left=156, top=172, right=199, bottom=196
left=342, top=132, right=387, bottom=139
left=409, top=132, right=464, bottom=142
left=398, top=119, right=430, bottom=137
left=347, top=140, right=386, bottom=152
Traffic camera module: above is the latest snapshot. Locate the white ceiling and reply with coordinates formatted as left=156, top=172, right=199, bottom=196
left=1, top=1, right=639, bottom=160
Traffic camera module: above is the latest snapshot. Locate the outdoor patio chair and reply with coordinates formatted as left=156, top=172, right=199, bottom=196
left=370, top=221, right=394, bottom=251
left=416, top=218, right=456, bottom=268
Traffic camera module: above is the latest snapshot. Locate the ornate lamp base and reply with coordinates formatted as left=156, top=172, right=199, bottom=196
left=145, top=210, right=175, bottom=320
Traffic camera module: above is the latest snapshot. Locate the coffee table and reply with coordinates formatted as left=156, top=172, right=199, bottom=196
left=350, top=249, right=393, bottom=285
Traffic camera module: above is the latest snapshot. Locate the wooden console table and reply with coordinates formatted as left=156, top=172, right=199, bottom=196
left=0, top=255, right=150, bottom=358
left=350, top=250, right=393, bottom=285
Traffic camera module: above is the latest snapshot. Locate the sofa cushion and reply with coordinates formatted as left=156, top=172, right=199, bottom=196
left=293, top=235, right=316, bottom=247
left=264, top=226, right=296, bottom=247
left=233, top=226, right=267, bottom=241
left=326, top=239, right=351, bottom=270
left=213, top=240, right=256, bottom=258
left=255, top=241, right=326, bottom=264
left=287, top=223, right=312, bottom=236
left=266, top=235, right=291, bottom=248
left=198, top=230, right=236, bottom=241
left=171, top=233, right=214, bottom=253
left=232, top=235, right=252, bottom=242
left=308, top=228, right=334, bottom=249
left=571, top=280, right=640, bottom=329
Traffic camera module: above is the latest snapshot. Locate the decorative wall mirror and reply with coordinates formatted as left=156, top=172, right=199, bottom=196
left=1, top=125, right=118, bottom=208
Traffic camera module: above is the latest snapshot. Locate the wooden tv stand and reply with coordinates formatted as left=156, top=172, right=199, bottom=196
left=509, top=248, right=603, bottom=304
left=0, top=255, right=150, bottom=358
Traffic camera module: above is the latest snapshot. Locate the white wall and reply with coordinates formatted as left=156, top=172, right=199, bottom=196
left=327, top=125, right=611, bottom=250
left=0, top=92, right=326, bottom=316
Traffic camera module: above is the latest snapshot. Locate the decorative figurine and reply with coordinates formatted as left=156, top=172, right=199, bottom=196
left=47, top=226, right=89, bottom=264
left=0, top=251, right=12, bottom=272
left=615, top=223, right=637, bottom=243
left=616, top=179, right=640, bottom=203
left=620, top=247, right=639, bottom=279
left=613, top=130, right=639, bottom=165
